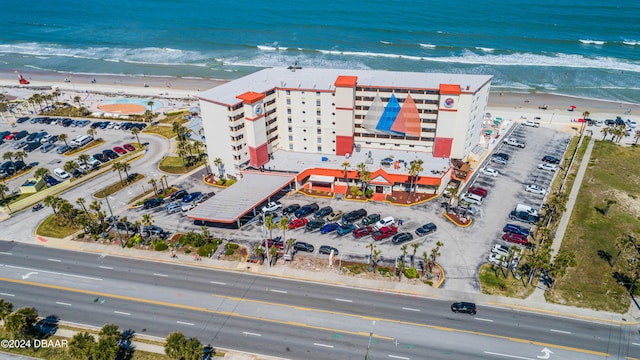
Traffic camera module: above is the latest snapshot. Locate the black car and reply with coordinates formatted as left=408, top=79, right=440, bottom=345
left=16, top=117, right=30, bottom=123
left=305, top=219, right=325, bottom=232
left=293, top=241, right=315, bottom=252
left=14, top=130, right=28, bottom=140
left=282, top=204, right=301, bottom=215
left=26, top=133, right=39, bottom=142
left=542, top=155, right=561, bottom=164
left=170, top=189, right=188, bottom=201
left=314, top=206, right=333, bottom=218
left=451, top=302, right=476, bottom=315
left=415, top=223, right=437, bottom=236
left=142, top=225, right=164, bottom=236
left=0, top=131, right=10, bottom=139
left=295, top=203, right=319, bottom=218
left=91, top=121, right=103, bottom=129
left=392, top=232, right=414, bottom=244
left=44, top=175, right=60, bottom=186
left=93, top=153, right=109, bottom=163
left=343, top=208, right=367, bottom=223
left=494, top=152, right=510, bottom=160
left=318, top=245, right=339, bottom=255
left=62, top=119, right=74, bottom=127
left=509, top=211, right=540, bottom=225
left=24, top=142, right=42, bottom=152
left=103, top=149, right=119, bottom=160
left=362, top=213, right=381, bottom=226
left=0, top=161, right=26, bottom=176
left=143, top=198, right=165, bottom=209
left=71, top=168, right=83, bottom=178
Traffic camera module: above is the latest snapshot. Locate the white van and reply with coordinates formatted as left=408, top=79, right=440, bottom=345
left=374, top=216, right=395, bottom=230
left=515, top=204, right=539, bottom=216
left=166, top=202, right=181, bottom=214
left=461, top=192, right=483, bottom=206
left=71, top=135, right=93, bottom=147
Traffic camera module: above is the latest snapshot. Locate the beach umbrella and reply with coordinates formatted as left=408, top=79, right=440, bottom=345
left=570, top=105, right=577, bottom=109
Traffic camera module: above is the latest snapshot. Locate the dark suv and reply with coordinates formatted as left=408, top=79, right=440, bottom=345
left=343, top=208, right=367, bottom=223
left=294, top=203, right=319, bottom=218
left=542, top=155, right=561, bottom=164
left=451, top=302, right=476, bottom=315
left=143, top=198, right=165, bottom=209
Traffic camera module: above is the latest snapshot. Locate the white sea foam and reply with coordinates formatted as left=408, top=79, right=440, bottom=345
left=475, top=47, right=495, bottom=52
left=380, top=41, right=391, bottom=45
left=257, top=45, right=288, bottom=51
left=419, top=43, right=436, bottom=49
left=623, top=41, right=640, bottom=46
left=579, top=39, right=605, bottom=45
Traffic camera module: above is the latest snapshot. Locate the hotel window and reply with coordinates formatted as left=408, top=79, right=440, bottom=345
left=317, top=119, right=321, bottom=125
left=286, top=90, right=290, bottom=95
left=287, top=108, right=291, bottom=114
left=289, top=144, right=293, bottom=150
left=288, top=117, right=292, bottom=123
left=286, top=99, right=291, bottom=105
left=288, top=135, right=293, bottom=141
left=316, top=92, right=320, bottom=96
left=316, top=100, right=321, bottom=106
left=317, top=145, right=322, bottom=151
left=316, top=110, right=321, bottom=116
left=288, top=126, right=292, bottom=132
left=317, top=129, right=321, bottom=134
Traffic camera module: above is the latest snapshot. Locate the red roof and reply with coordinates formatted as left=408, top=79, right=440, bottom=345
left=439, top=84, right=461, bottom=95
left=296, top=167, right=442, bottom=187
left=334, top=76, right=358, bottom=88
left=236, top=91, right=265, bottom=104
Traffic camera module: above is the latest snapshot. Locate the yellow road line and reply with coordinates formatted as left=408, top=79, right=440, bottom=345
left=488, top=302, right=638, bottom=326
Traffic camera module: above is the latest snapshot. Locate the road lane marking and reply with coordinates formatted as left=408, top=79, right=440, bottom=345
left=153, top=273, right=169, bottom=277
left=550, top=329, right=571, bottom=334
left=388, top=355, right=410, bottom=360
left=270, top=289, right=288, bottom=294
left=475, top=317, right=494, bottom=322
left=484, top=351, right=533, bottom=359
left=242, top=332, right=261, bottom=337
left=313, top=343, right=334, bottom=348
left=0, top=293, right=15, bottom=297
left=335, top=298, right=352, bottom=303
left=99, top=266, right=113, bottom=270
left=0, top=252, right=12, bottom=255
left=55, top=302, right=72, bottom=306
left=402, top=307, right=420, bottom=312
left=177, top=321, right=194, bottom=326
left=47, top=258, right=61, bottom=262
left=489, top=302, right=628, bottom=326
left=210, top=281, right=226, bottom=285
left=113, top=311, right=131, bottom=316
left=4, top=265, right=102, bottom=281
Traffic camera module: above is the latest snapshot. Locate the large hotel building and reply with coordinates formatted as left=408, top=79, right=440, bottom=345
left=196, top=68, right=492, bottom=181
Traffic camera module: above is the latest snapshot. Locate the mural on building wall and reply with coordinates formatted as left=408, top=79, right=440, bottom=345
left=362, top=93, right=422, bottom=137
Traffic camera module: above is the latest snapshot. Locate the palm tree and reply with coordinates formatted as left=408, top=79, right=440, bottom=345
left=148, top=178, right=158, bottom=195
left=614, top=234, right=637, bottom=266
left=400, top=244, right=409, bottom=265
left=120, top=161, right=132, bottom=182
left=73, top=96, right=81, bottom=108
left=58, top=200, right=76, bottom=225
left=78, top=154, right=90, bottom=169
left=3, top=151, right=14, bottom=165
left=264, top=215, right=277, bottom=266
left=278, top=217, right=289, bottom=251
left=160, top=174, right=169, bottom=190
left=112, top=162, right=125, bottom=185
left=213, top=157, right=223, bottom=178
left=58, top=133, right=68, bottom=147
left=99, top=323, right=120, bottom=341
left=356, top=162, right=367, bottom=189
left=76, top=197, right=88, bottom=214
left=147, top=100, right=154, bottom=113
left=5, top=307, right=38, bottom=339
left=0, top=184, right=10, bottom=213
left=34, top=167, right=50, bottom=181
left=164, top=332, right=187, bottom=359
left=131, top=127, right=141, bottom=145
left=410, top=242, right=420, bottom=268
left=409, top=159, right=424, bottom=199
left=89, top=199, right=102, bottom=214
left=64, top=160, right=78, bottom=175
left=600, top=127, right=609, bottom=140
left=158, top=175, right=167, bottom=193
left=430, top=241, right=444, bottom=269
left=173, top=122, right=188, bottom=141
left=144, top=109, right=154, bottom=122
left=68, top=332, right=96, bottom=360
left=43, top=195, right=62, bottom=215
left=86, top=128, right=96, bottom=138
left=341, top=161, right=350, bottom=183
left=635, top=130, right=640, bottom=145
left=142, top=213, right=154, bottom=242
left=0, top=298, right=13, bottom=322
left=12, top=150, right=27, bottom=163
left=177, top=144, right=189, bottom=167
left=548, top=250, right=576, bottom=289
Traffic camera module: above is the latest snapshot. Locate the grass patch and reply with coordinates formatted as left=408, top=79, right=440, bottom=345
left=65, top=139, right=105, bottom=156
left=94, top=173, right=144, bottom=198
left=159, top=110, right=188, bottom=124
left=36, top=214, right=81, bottom=238
left=159, top=156, right=205, bottom=174
left=546, top=140, right=640, bottom=312
left=143, top=124, right=175, bottom=139
left=478, top=264, right=536, bottom=298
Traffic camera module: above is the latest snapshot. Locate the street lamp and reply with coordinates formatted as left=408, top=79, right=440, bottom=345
left=365, top=320, right=376, bottom=359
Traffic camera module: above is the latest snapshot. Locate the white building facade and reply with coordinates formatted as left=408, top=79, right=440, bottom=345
left=197, top=68, right=492, bottom=179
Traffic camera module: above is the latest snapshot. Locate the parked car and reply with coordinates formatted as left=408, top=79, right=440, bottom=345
left=542, top=155, right=561, bottom=164
left=494, top=152, right=510, bottom=161
left=343, top=208, right=367, bottom=223
left=491, top=155, right=508, bottom=165
left=288, top=218, right=309, bottom=229
left=282, top=204, right=301, bottom=215
left=503, top=137, right=525, bottom=148
left=182, top=192, right=203, bottom=205
left=318, top=245, right=339, bottom=255
left=468, top=186, right=488, bottom=197
left=488, top=253, right=509, bottom=267
left=480, top=167, right=499, bottom=177
left=16, top=117, right=30, bottom=123
left=143, top=198, right=165, bottom=209
left=326, top=210, right=344, bottom=222
left=44, top=175, right=60, bottom=186
left=40, top=143, right=56, bottom=153
left=373, top=226, right=398, bottom=241
left=537, top=163, right=558, bottom=172
left=294, top=203, right=319, bottom=218
left=320, top=222, right=340, bottom=234
left=503, top=224, right=530, bottom=237
left=293, top=242, right=314, bottom=253
left=169, top=189, right=188, bottom=201
left=123, top=143, right=136, bottom=152
left=305, top=219, right=325, bottom=232
left=509, top=211, right=540, bottom=225
left=392, top=232, right=414, bottom=244
left=261, top=238, right=284, bottom=249
left=337, top=223, right=356, bottom=235
left=53, top=168, right=70, bottom=179
left=415, top=223, right=437, bottom=236
left=56, top=145, right=70, bottom=154
left=24, top=142, right=42, bottom=152
left=525, top=184, right=546, bottom=194
left=93, top=153, right=109, bottom=163
left=103, top=149, right=119, bottom=160
left=4, top=132, right=18, bottom=140
left=13, top=140, right=28, bottom=149
left=502, top=232, right=528, bottom=245
left=353, top=226, right=374, bottom=239
left=314, top=206, right=333, bottom=218
left=491, top=244, right=512, bottom=258
left=113, top=146, right=127, bottom=155
left=262, top=201, right=283, bottom=213
left=362, top=213, right=381, bottom=226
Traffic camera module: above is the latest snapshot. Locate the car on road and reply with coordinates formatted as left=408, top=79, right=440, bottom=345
left=450, top=302, right=476, bottom=315
left=294, top=203, right=319, bottom=218
left=502, top=232, right=528, bottom=245
left=415, top=223, right=437, bottom=236
left=537, top=163, right=558, bottom=172
left=53, top=168, right=70, bottom=179
left=509, top=211, right=540, bottom=225
left=337, top=223, right=356, bottom=236
left=282, top=204, right=301, bottom=215
left=392, top=232, right=414, bottom=245
left=542, top=155, right=561, bottom=164
left=123, top=143, right=136, bottom=152
left=143, top=198, right=165, bottom=209
left=522, top=120, right=540, bottom=128
left=362, top=213, right=381, bottom=226
left=343, top=208, right=367, bottom=223
left=314, top=206, right=333, bottom=218
left=113, top=146, right=127, bottom=155
left=525, top=184, right=546, bottom=194
left=353, top=226, right=374, bottom=239
left=373, top=226, right=398, bottom=241
left=320, top=222, right=340, bottom=234
left=502, top=224, right=530, bottom=237
left=318, top=245, right=339, bottom=255
left=289, top=218, right=309, bottom=230
left=480, top=167, right=499, bottom=177
left=262, top=201, right=283, bottom=213
left=468, top=186, right=488, bottom=198
left=40, top=143, right=56, bottom=153
left=305, top=219, right=325, bottom=232
left=326, top=210, right=344, bottom=222
left=182, top=192, right=203, bottom=205
left=293, top=242, right=314, bottom=253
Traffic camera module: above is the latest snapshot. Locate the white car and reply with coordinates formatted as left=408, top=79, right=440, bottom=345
left=487, top=253, right=508, bottom=267
left=261, top=201, right=283, bottom=213
left=537, top=163, right=558, bottom=172
left=525, top=184, right=547, bottom=195
left=480, top=167, right=499, bottom=177
left=53, top=168, right=70, bottom=179
left=522, top=120, right=540, bottom=128
left=491, top=244, right=511, bottom=258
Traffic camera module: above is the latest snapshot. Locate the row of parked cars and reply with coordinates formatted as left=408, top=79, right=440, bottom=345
left=91, top=121, right=148, bottom=131
left=20, top=116, right=91, bottom=128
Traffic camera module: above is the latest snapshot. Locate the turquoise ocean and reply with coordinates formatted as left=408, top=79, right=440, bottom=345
left=1, top=0, right=639, bottom=103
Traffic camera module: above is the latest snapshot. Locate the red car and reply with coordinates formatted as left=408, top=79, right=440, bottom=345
left=123, top=143, right=135, bottom=152
left=113, top=146, right=127, bottom=155
left=261, top=239, right=284, bottom=249
left=4, top=132, right=17, bottom=140
left=289, top=218, right=309, bottom=229
left=468, top=186, right=488, bottom=198
left=373, top=225, right=398, bottom=241
left=502, top=233, right=528, bottom=245
left=354, top=226, right=374, bottom=239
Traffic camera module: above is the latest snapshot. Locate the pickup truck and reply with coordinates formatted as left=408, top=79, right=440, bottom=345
left=503, top=137, right=525, bottom=148
left=522, top=120, right=540, bottom=128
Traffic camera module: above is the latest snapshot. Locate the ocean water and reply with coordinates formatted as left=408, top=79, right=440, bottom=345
left=0, top=0, right=639, bottom=102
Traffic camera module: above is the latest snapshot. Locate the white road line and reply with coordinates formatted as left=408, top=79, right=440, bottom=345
left=335, top=298, right=353, bottom=303
left=98, top=266, right=113, bottom=270
left=632, top=342, right=640, bottom=346
left=388, top=355, right=410, bottom=360
left=4, top=265, right=102, bottom=281
left=55, top=302, right=72, bottom=306
left=270, top=289, right=288, bottom=294
left=210, top=281, right=226, bottom=285
left=401, top=307, right=420, bottom=312
left=47, top=258, right=61, bottom=262
left=313, top=343, right=334, bottom=348
left=0, top=293, right=15, bottom=297
left=0, top=252, right=12, bottom=255
left=176, top=321, right=194, bottom=326
left=242, top=332, right=262, bottom=337
left=484, top=351, right=534, bottom=359
left=550, top=329, right=571, bottom=334
left=474, top=317, right=494, bottom=322
left=153, top=273, right=169, bottom=277
left=113, top=311, right=131, bottom=316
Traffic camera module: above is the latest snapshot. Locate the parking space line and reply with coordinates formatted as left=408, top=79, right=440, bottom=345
left=153, top=273, right=169, bottom=277
left=0, top=252, right=12, bottom=255
left=270, top=289, right=288, bottom=294
left=388, top=355, right=410, bottom=360
left=47, top=258, right=61, bottom=262
left=99, top=266, right=113, bottom=270
left=0, top=293, right=15, bottom=297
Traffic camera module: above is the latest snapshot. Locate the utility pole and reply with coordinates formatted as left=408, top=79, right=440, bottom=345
left=365, top=320, right=376, bottom=359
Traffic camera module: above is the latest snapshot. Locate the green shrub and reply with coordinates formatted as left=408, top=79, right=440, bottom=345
left=423, top=280, right=433, bottom=286
left=155, top=242, right=168, bottom=251
left=185, top=249, right=192, bottom=254
left=350, top=186, right=359, bottom=195
left=378, top=267, right=390, bottom=276
left=225, top=248, right=235, bottom=256
left=126, top=241, right=135, bottom=248
left=403, top=267, right=419, bottom=279
left=365, top=188, right=374, bottom=198
left=217, top=179, right=226, bottom=185
left=225, top=242, right=239, bottom=251
left=226, top=179, right=236, bottom=186
left=357, top=190, right=363, bottom=197
left=77, top=233, right=85, bottom=239
left=197, top=243, right=219, bottom=257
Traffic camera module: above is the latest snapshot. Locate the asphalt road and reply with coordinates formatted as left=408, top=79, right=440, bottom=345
left=0, top=241, right=636, bottom=359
